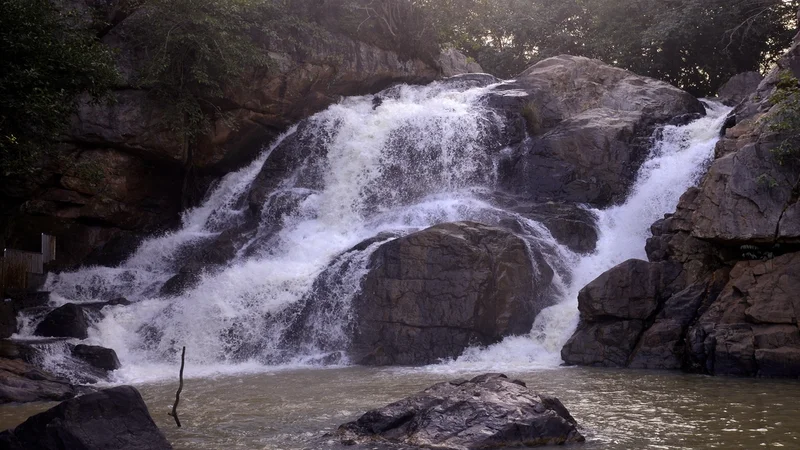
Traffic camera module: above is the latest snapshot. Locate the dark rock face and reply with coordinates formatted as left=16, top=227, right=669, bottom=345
left=495, top=55, right=704, bottom=207
left=349, top=222, right=553, bottom=366
left=337, top=373, right=584, bottom=449
left=34, top=303, right=90, bottom=339
left=71, top=345, right=121, bottom=372
left=0, top=358, right=77, bottom=404
left=0, top=386, right=172, bottom=450
left=561, top=31, right=800, bottom=377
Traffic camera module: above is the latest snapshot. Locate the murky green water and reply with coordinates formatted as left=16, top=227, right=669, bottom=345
left=2, top=367, right=799, bottom=449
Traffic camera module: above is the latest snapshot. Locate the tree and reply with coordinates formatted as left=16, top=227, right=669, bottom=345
left=0, top=0, right=119, bottom=176
left=417, top=0, right=799, bottom=96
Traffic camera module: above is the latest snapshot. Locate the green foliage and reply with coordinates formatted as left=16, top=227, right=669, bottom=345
left=415, top=0, right=799, bottom=96
left=123, top=0, right=279, bottom=139
left=768, top=71, right=800, bottom=165
left=0, top=0, right=119, bottom=177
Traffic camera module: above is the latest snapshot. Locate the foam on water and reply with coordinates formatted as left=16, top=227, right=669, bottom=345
left=36, top=77, right=731, bottom=383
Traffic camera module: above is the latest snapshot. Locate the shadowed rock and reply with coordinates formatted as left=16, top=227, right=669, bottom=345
left=34, top=304, right=90, bottom=339
left=0, top=386, right=172, bottom=449
left=71, top=345, right=121, bottom=372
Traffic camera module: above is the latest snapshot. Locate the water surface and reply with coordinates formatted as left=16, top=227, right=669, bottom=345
left=2, top=367, right=798, bottom=449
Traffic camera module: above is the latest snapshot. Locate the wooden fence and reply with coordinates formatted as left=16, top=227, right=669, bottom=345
left=1, top=234, right=56, bottom=296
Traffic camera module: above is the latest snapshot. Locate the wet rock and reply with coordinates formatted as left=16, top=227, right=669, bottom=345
left=83, top=297, right=133, bottom=310
left=562, top=259, right=687, bottom=368
left=578, top=259, right=684, bottom=321
left=0, top=358, right=77, bottom=404
left=496, top=55, right=704, bottom=207
left=337, top=373, right=583, bottom=449
left=561, top=320, right=645, bottom=367
left=34, top=303, right=90, bottom=339
left=350, top=222, right=554, bottom=366
left=159, top=270, right=202, bottom=297
left=71, top=345, right=121, bottom=372
left=0, top=385, right=172, bottom=449
left=1, top=292, right=51, bottom=338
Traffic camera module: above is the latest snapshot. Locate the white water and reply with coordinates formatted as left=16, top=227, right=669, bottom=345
left=36, top=79, right=730, bottom=383
left=427, top=101, right=732, bottom=374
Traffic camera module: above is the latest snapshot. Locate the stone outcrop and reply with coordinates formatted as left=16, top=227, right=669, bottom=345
left=337, top=373, right=584, bottom=449
left=496, top=55, right=705, bottom=207
left=0, top=386, right=172, bottom=450
left=0, top=357, right=78, bottom=404
left=717, top=72, right=763, bottom=106
left=561, top=31, right=800, bottom=378
left=349, top=222, right=553, bottom=366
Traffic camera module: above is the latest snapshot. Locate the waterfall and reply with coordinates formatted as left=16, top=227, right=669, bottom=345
left=35, top=75, right=731, bottom=382
left=433, top=101, right=732, bottom=372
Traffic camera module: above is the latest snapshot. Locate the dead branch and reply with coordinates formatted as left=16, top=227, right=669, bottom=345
left=167, top=346, right=186, bottom=428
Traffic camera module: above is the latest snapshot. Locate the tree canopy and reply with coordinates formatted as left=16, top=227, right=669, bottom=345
left=416, top=0, right=799, bottom=96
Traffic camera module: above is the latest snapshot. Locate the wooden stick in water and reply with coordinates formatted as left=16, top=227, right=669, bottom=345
left=168, top=346, right=186, bottom=428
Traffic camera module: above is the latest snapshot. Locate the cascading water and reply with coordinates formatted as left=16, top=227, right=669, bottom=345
left=437, top=101, right=732, bottom=372
left=31, top=74, right=731, bottom=383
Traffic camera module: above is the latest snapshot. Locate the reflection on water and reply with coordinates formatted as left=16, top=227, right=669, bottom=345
left=1, top=367, right=799, bottom=449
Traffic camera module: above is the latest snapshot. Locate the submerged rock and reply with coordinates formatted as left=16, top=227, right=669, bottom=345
left=349, top=222, right=554, bottom=366
left=0, top=386, right=172, bottom=449
left=337, top=373, right=584, bottom=449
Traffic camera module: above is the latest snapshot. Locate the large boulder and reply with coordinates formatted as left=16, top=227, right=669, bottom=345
left=0, top=386, right=172, bottom=450
left=496, top=55, right=705, bottom=207
left=337, top=373, right=584, bottom=449
left=349, top=222, right=554, bottom=366
left=0, top=358, right=77, bottom=404
left=34, top=303, right=90, bottom=339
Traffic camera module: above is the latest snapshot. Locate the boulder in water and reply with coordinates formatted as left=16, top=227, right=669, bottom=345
left=0, top=385, right=172, bottom=449
left=349, top=222, right=554, bottom=366
left=337, top=373, right=584, bottom=449
left=71, top=344, right=121, bottom=372
left=34, top=303, right=90, bottom=339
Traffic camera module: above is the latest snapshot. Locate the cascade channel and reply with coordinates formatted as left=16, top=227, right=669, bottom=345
left=23, top=77, right=731, bottom=384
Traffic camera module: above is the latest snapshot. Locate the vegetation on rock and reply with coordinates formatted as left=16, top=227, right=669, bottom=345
left=768, top=71, right=800, bottom=165
left=0, top=0, right=118, bottom=176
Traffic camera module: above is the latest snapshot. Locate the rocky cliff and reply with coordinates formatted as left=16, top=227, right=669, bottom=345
left=562, top=33, right=800, bottom=378
left=0, top=1, right=479, bottom=269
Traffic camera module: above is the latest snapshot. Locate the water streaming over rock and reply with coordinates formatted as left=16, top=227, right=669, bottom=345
left=33, top=76, right=731, bottom=383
